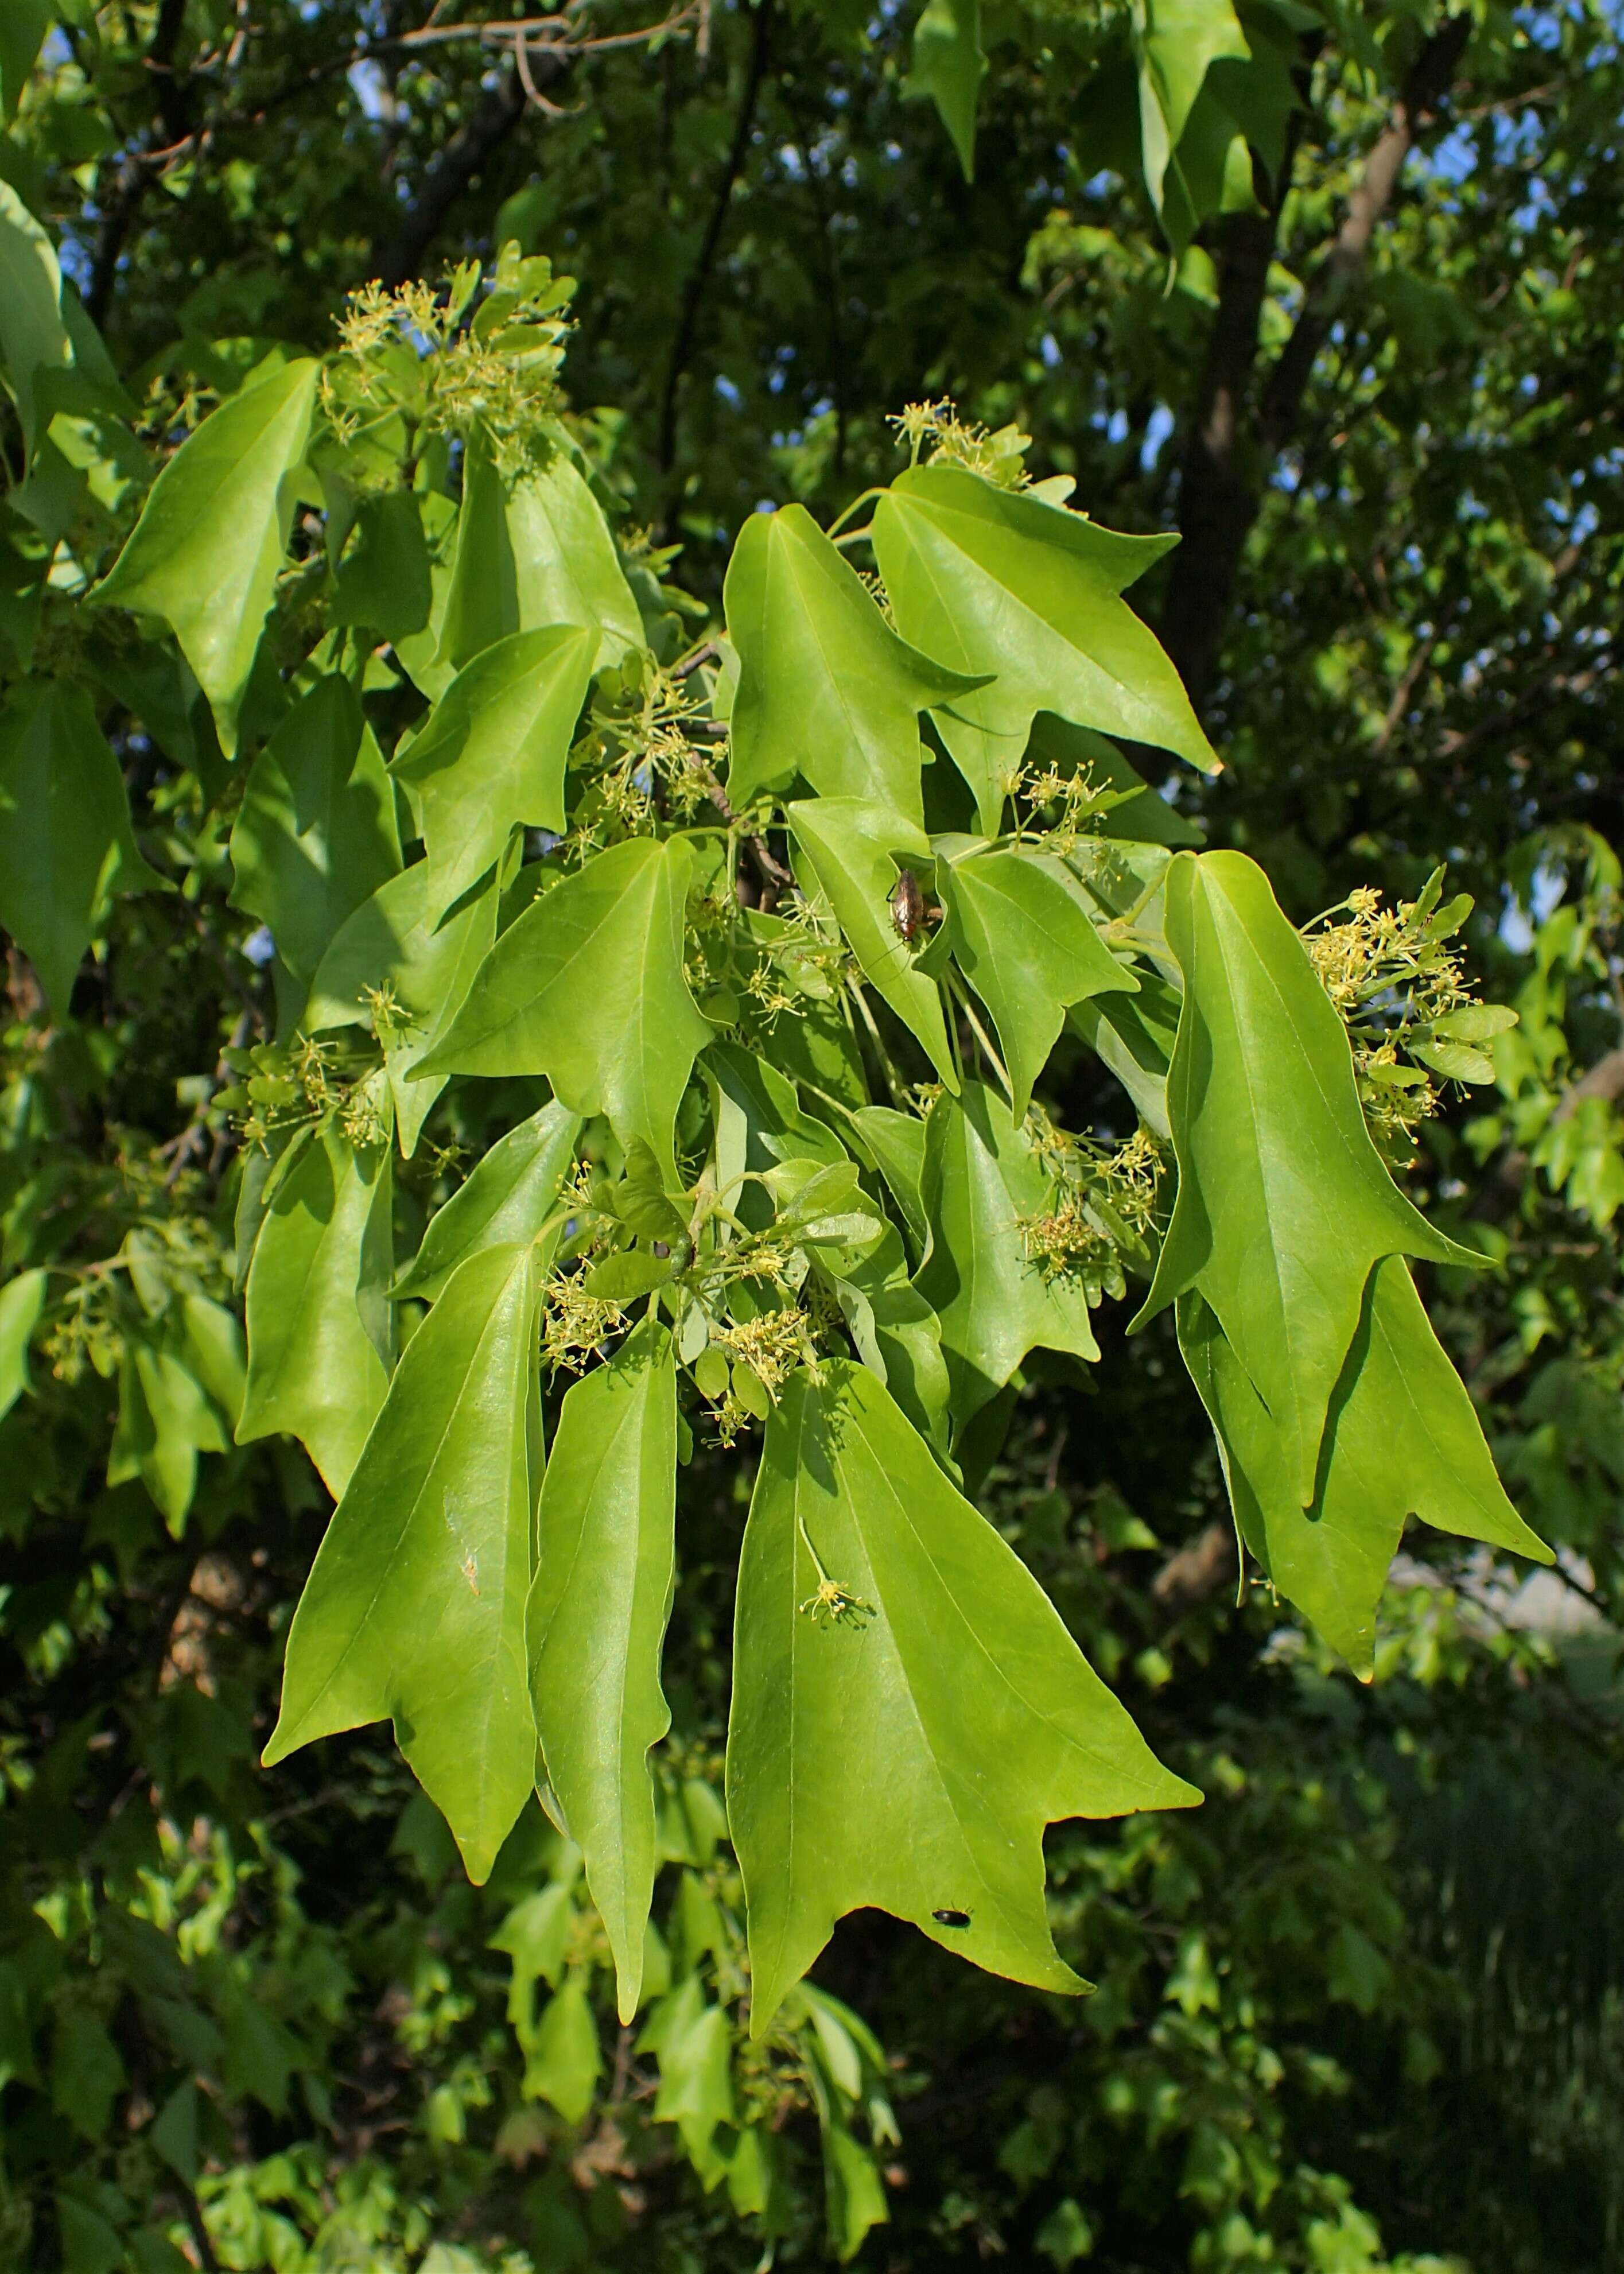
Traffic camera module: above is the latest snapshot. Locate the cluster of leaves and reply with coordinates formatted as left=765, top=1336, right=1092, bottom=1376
left=3, top=1, right=1624, bottom=2270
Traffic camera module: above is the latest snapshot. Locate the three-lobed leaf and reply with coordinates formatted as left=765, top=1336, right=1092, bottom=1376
left=95, top=358, right=320, bottom=756
left=417, top=836, right=712, bottom=1183
left=1136, top=851, right=1481, bottom=1505
left=265, top=1241, right=543, bottom=1881
left=724, top=503, right=982, bottom=821
left=727, top=1361, right=1198, bottom=2034
left=872, top=464, right=1217, bottom=829
left=1180, top=1257, right=1552, bottom=1674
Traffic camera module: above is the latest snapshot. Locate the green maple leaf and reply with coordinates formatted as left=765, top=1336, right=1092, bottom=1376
left=728, top=1360, right=1197, bottom=2032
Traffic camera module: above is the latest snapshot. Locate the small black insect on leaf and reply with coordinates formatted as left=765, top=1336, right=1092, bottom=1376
left=931, top=1907, right=972, bottom=1928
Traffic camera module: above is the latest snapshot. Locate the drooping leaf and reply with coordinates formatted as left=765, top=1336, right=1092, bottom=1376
left=522, top=1973, right=602, bottom=2122
left=848, top=1106, right=930, bottom=1252
left=228, top=675, right=401, bottom=983
left=1067, top=976, right=1180, bottom=1138
left=872, top=464, right=1216, bottom=829
left=0, top=4, right=49, bottom=125
left=1134, top=0, right=1251, bottom=214
left=391, top=623, right=599, bottom=910
left=787, top=797, right=957, bottom=1088
left=264, top=1242, right=542, bottom=1881
left=506, top=449, right=645, bottom=661
left=818, top=1222, right=950, bottom=1448
left=0, top=680, right=164, bottom=1014
left=941, top=845, right=1136, bottom=1117
left=727, top=1361, right=1197, bottom=2032
left=109, top=1338, right=227, bottom=1535
left=1135, top=851, right=1481, bottom=1504
left=916, top=1081, right=1099, bottom=1427
left=395, top=1100, right=581, bottom=1301
left=724, top=503, right=982, bottom=821
left=530, top=1318, right=677, bottom=2023
left=437, top=434, right=643, bottom=674
left=236, top=1122, right=394, bottom=1499
left=417, top=837, right=711, bottom=1183
left=330, top=488, right=432, bottom=642
left=304, top=862, right=499, bottom=1157
left=1180, top=1258, right=1552, bottom=1675
left=94, top=359, right=320, bottom=756
left=905, top=0, right=988, bottom=180
left=0, top=1267, right=45, bottom=1422
left=0, top=181, right=69, bottom=455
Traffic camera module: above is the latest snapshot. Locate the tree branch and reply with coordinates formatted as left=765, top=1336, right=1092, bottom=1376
left=1161, top=16, right=1471, bottom=709
left=372, top=56, right=535, bottom=286
left=656, top=0, right=774, bottom=481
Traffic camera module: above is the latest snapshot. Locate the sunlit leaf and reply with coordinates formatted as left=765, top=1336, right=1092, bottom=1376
left=1136, top=851, right=1481, bottom=1504
left=1180, top=1257, right=1552, bottom=1674
left=787, top=797, right=957, bottom=1088
left=530, top=1318, right=677, bottom=2023
left=728, top=1361, right=1197, bottom=2032
left=395, top=1100, right=581, bottom=1301
left=417, top=837, right=711, bottom=1183
left=95, top=358, right=320, bottom=756
left=872, top=464, right=1216, bottom=829
left=905, top=0, right=987, bottom=180
left=391, top=623, right=598, bottom=909
left=236, top=1121, right=394, bottom=1499
left=265, top=1242, right=542, bottom=1881
left=916, top=1081, right=1099, bottom=1427
left=942, top=844, right=1136, bottom=1117
left=724, top=503, right=982, bottom=820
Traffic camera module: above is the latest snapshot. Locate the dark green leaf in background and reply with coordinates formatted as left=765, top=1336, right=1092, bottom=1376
left=229, top=674, right=401, bottom=983
left=0, top=679, right=163, bottom=1013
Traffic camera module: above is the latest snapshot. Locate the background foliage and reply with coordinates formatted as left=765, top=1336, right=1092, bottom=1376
left=2, top=2, right=1623, bottom=2271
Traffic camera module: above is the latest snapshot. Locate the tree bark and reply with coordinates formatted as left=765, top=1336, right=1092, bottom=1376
left=1161, top=15, right=1473, bottom=711
left=371, top=56, right=543, bottom=287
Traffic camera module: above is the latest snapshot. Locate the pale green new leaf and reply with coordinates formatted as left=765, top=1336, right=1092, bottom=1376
left=110, top=1338, right=227, bottom=1535
left=728, top=1361, right=1197, bottom=2032
left=1136, top=851, right=1481, bottom=1505
left=724, top=503, right=982, bottom=820
left=392, top=623, right=599, bottom=909
left=917, top=1081, right=1099, bottom=1427
left=530, top=1318, right=677, bottom=2023
left=265, top=1242, right=542, bottom=1882
left=417, top=837, right=711, bottom=1183
left=0, top=181, right=69, bottom=455
left=787, top=797, right=957, bottom=1088
left=236, top=1123, right=394, bottom=1499
left=905, top=0, right=987, bottom=180
left=228, top=675, right=401, bottom=982
left=942, top=845, right=1136, bottom=1117
left=0, top=1268, right=45, bottom=1422
left=304, top=863, right=499, bottom=1157
left=95, top=359, right=320, bottom=756
left=523, top=1974, right=602, bottom=2122
left=395, top=1100, right=581, bottom=1301
left=872, top=464, right=1216, bottom=829
left=0, top=680, right=164, bottom=1014
left=1180, top=1258, right=1551, bottom=1675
